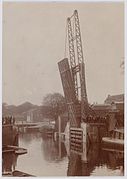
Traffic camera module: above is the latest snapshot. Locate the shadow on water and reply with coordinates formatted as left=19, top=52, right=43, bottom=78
left=2, top=131, right=124, bottom=176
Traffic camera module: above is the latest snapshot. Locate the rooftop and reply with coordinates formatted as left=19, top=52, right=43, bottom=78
left=104, top=94, right=124, bottom=104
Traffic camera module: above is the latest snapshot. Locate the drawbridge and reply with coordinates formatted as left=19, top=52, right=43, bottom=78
left=58, top=10, right=92, bottom=156
left=58, top=10, right=93, bottom=128
left=58, top=10, right=104, bottom=158
left=57, top=11, right=112, bottom=169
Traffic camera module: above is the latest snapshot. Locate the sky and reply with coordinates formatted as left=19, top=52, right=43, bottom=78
left=2, top=1, right=124, bottom=105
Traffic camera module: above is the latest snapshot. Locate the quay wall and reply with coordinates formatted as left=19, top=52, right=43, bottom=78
left=86, top=123, right=107, bottom=143
left=2, top=125, right=18, bottom=146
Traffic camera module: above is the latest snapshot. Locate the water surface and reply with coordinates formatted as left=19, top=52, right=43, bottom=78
left=2, top=132, right=124, bottom=176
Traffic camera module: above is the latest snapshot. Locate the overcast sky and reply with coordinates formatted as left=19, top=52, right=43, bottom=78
left=3, top=2, right=124, bottom=105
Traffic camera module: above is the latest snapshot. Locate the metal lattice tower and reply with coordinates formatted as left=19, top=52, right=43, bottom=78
left=58, top=10, right=90, bottom=127
left=67, top=10, right=88, bottom=120
left=67, top=17, right=79, bottom=101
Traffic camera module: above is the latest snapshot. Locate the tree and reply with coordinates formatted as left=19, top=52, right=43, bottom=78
left=2, top=103, right=8, bottom=116
left=42, top=93, right=66, bottom=120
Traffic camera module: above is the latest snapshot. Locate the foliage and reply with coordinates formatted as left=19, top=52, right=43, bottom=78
left=2, top=102, right=38, bottom=117
left=42, top=93, right=66, bottom=120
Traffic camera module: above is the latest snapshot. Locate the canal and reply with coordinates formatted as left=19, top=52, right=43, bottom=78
left=2, top=131, right=124, bottom=176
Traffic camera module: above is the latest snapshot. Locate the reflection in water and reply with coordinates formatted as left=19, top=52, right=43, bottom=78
left=2, top=131, right=124, bottom=176
left=16, top=132, right=68, bottom=176
left=19, top=132, right=41, bottom=145
left=67, top=143, right=124, bottom=176
left=2, top=153, right=18, bottom=173
left=41, top=136, right=66, bottom=162
left=67, top=153, right=82, bottom=176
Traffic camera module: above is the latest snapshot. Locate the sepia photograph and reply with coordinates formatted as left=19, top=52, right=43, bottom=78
left=2, top=1, right=124, bottom=177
